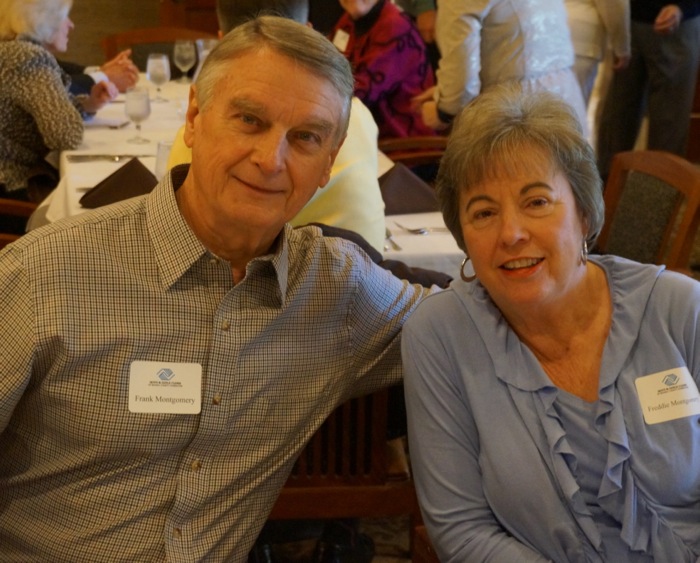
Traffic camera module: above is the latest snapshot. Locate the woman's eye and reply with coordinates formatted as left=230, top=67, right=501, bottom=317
left=472, top=209, right=494, bottom=221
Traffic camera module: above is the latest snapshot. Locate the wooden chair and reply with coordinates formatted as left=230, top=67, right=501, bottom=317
left=268, top=389, right=422, bottom=554
left=0, top=198, right=37, bottom=250
left=100, top=27, right=217, bottom=75
left=597, top=150, right=700, bottom=272
left=412, top=525, right=439, bottom=563
left=378, top=136, right=448, bottom=169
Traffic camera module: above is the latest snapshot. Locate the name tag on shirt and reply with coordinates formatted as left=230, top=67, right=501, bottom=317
left=635, top=366, right=700, bottom=424
left=333, top=29, right=350, bottom=52
left=129, top=360, right=202, bottom=414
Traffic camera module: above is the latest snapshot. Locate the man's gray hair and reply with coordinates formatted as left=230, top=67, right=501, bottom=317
left=195, top=15, right=353, bottom=143
left=436, top=85, right=605, bottom=252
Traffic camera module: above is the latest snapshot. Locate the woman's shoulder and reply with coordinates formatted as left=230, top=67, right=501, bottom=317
left=0, top=37, right=57, bottom=73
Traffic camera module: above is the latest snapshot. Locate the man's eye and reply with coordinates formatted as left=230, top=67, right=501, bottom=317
left=296, top=131, right=321, bottom=145
left=238, top=114, right=259, bottom=126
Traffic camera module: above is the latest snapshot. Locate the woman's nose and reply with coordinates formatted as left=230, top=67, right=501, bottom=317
left=498, top=209, right=529, bottom=246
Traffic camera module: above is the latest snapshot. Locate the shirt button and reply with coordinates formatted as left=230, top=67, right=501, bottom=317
left=173, top=528, right=182, bottom=539
left=209, top=258, right=217, bottom=265
left=221, top=320, right=231, bottom=331
left=191, top=460, right=202, bottom=472
left=212, top=394, right=222, bottom=405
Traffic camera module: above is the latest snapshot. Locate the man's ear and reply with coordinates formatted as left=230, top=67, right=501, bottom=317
left=183, top=85, right=200, bottom=148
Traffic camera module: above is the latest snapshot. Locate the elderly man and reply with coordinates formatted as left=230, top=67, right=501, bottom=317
left=168, top=0, right=386, bottom=254
left=0, top=17, right=431, bottom=562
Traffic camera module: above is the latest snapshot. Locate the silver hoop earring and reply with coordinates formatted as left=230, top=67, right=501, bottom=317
left=460, top=256, right=477, bottom=282
left=580, top=240, right=589, bottom=266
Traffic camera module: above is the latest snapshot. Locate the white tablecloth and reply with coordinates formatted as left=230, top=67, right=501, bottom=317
left=384, top=212, right=463, bottom=280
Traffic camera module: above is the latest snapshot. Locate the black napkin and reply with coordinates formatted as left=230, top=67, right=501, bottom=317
left=379, top=162, right=439, bottom=215
left=79, top=158, right=158, bottom=209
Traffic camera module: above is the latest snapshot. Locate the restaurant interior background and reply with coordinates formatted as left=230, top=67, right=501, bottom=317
left=64, top=1, right=160, bottom=66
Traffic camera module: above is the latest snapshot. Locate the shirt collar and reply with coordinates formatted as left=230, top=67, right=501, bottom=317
left=145, top=163, right=293, bottom=302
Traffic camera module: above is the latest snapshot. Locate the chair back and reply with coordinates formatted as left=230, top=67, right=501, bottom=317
left=378, top=136, right=447, bottom=169
left=268, top=389, right=421, bottom=550
left=0, top=198, right=37, bottom=250
left=100, top=27, right=217, bottom=76
left=597, top=150, right=700, bottom=271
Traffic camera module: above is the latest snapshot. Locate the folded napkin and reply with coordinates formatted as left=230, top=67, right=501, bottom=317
left=79, top=158, right=158, bottom=209
left=379, top=162, right=439, bottom=215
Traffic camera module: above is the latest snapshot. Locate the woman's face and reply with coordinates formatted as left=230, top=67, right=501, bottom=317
left=48, top=15, right=73, bottom=53
left=339, top=0, right=380, bottom=20
left=459, top=150, right=588, bottom=315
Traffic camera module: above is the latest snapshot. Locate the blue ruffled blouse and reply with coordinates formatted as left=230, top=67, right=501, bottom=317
left=404, top=255, right=700, bottom=562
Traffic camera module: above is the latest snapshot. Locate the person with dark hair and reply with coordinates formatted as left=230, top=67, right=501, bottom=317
left=404, top=84, right=700, bottom=561
left=216, top=0, right=310, bottom=33
left=331, top=0, right=436, bottom=138
left=0, top=16, right=436, bottom=562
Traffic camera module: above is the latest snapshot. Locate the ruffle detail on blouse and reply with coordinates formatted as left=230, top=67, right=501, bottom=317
left=540, top=389, right=604, bottom=549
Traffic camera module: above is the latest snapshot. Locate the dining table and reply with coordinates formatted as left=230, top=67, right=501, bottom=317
left=28, top=75, right=189, bottom=229
left=27, top=77, right=463, bottom=280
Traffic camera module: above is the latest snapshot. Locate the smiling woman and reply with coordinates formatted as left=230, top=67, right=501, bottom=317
left=403, top=84, right=700, bottom=562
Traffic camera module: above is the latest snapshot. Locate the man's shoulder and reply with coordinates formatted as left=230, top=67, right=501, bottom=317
left=10, top=197, right=148, bottom=259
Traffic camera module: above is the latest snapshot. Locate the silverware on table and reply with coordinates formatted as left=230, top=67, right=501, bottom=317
left=385, top=228, right=402, bottom=251
left=394, top=221, right=450, bottom=235
left=66, top=154, right=152, bottom=163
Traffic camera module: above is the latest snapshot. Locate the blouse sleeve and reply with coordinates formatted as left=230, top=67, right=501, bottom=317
left=402, top=312, right=550, bottom=562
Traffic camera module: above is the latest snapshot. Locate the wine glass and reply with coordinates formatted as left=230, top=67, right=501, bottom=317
left=124, top=87, right=151, bottom=144
left=146, top=53, right=171, bottom=102
left=173, top=40, right=196, bottom=83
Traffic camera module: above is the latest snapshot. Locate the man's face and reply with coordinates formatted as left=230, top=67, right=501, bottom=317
left=182, top=46, right=345, bottom=243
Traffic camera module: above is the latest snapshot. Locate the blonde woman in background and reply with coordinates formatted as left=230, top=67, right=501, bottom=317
left=0, top=0, right=117, bottom=204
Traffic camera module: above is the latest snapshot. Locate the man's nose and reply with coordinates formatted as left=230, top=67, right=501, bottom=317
left=250, top=132, right=286, bottom=173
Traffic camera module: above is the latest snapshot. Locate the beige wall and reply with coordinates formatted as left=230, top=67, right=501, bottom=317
left=64, top=0, right=159, bottom=66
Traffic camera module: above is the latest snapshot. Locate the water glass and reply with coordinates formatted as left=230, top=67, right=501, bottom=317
left=146, top=53, right=171, bottom=102
left=124, top=87, right=151, bottom=144
left=173, top=40, right=196, bottom=83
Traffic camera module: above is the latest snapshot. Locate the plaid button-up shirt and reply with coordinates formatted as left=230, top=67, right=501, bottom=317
left=0, top=172, right=430, bottom=562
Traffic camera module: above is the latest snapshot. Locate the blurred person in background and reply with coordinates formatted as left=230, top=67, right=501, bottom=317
left=59, top=48, right=139, bottom=95
left=331, top=0, right=436, bottom=138
left=596, top=0, right=700, bottom=179
left=564, top=0, right=630, bottom=106
left=0, top=0, right=117, bottom=206
left=414, top=0, right=588, bottom=137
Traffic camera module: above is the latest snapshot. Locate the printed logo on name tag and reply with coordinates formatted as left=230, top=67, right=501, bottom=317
left=634, top=366, right=700, bottom=424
